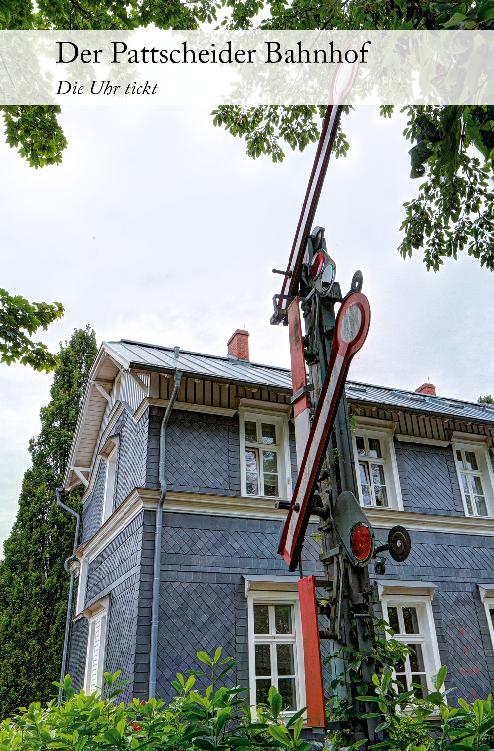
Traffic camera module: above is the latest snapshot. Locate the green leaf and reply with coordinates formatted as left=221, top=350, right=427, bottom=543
left=435, top=665, right=447, bottom=690
left=197, top=651, right=214, bottom=666
left=213, top=646, right=223, bottom=663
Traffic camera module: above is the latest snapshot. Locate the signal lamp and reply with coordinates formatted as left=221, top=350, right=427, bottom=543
left=350, top=523, right=373, bottom=563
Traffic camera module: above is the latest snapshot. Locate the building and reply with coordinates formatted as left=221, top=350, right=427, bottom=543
left=64, top=330, right=494, bottom=718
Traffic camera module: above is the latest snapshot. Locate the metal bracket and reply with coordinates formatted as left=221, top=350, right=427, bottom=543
left=270, top=294, right=294, bottom=326
left=290, top=383, right=314, bottom=404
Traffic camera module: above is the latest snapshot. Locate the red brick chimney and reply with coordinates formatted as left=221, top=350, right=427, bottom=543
left=227, top=329, right=249, bottom=361
left=416, top=382, right=436, bottom=396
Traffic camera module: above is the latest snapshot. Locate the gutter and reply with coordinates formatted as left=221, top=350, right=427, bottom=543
left=148, top=346, right=182, bottom=699
left=56, top=488, right=80, bottom=705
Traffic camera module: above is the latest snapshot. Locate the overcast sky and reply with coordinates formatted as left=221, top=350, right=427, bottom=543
left=1, top=104, right=493, bottom=552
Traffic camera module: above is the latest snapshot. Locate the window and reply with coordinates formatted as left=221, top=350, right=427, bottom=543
left=84, top=601, right=108, bottom=694
left=381, top=594, right=441, bottom=698
left=101, top=446, right=118, bottom=522
left=247, top=591, right=305, bottom=715
left=352, top=427, right=402, bottom=510
left=454, top=443, right=493, bottom=517
left=240, top=411, right=290, bottom=499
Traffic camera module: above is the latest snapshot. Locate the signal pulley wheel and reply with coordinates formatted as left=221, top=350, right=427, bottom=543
left=387, top=525, right=411, bottom=562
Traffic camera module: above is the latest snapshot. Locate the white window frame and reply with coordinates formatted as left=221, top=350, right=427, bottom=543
left=75, top=558, right=88, bottom=615
left=84, top=598, right=109, bottom=694
left=381, top=593, right=441, bottom=696
left=101, top=445, right=118, bottom=523
left=247, top=589, right=306, bottom=717
left=483, top=597, right=494, bottom=650
left=240, top=408, right=291, bottom=501
left=352, top=424, right=403, bottom=511
left=453, top=440, right=494, bottom=519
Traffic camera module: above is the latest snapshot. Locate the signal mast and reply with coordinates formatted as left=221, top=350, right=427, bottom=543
left=271, top=104, right=411, bottom=741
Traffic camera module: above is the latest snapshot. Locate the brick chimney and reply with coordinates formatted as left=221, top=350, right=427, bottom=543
left=416, top=382, right=436, bottom=396
left=227, top=329, right=249, bottom=361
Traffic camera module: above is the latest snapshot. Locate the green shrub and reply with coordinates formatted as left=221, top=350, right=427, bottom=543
left=0, top=648, right=311, bottom=751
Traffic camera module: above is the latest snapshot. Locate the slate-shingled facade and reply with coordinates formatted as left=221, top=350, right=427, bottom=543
left=65, top=337, right=494, bottom=715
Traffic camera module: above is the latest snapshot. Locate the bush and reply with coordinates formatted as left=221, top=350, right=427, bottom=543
left=0, top=648, right=311, bottom=751
left=2, top=647, right=494, bottom=751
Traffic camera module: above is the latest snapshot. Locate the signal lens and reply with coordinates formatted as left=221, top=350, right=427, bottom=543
left=350, top=523, right=373, bottom=562
left=310, top=251, right=325, bottom=280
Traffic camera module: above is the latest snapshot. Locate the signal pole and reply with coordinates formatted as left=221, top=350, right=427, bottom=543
left=271, top=106, right=411, bottom=742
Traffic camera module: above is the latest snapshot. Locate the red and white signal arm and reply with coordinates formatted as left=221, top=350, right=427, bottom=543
left=279, top=291, right=371, bottom=571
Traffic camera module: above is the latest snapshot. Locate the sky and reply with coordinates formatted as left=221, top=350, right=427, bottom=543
left=1, top=104, right=493, bottom=552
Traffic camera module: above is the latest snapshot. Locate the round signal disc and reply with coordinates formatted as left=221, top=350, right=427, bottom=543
left=350, top=522, right=373, bottom=563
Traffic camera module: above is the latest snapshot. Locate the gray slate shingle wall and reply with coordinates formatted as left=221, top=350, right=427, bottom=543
left=67, top=617, right=89, bottom=693
left=113, top=408, right=148, bottom=512
left=77, top=513, right=144, bottom=698
left=82, top=460, right=106, bottom=543
left=373, top=527, right=494, bottom=702
left=146, top=407, right=298, bottom=497
left=395, top=441, right=464, bottom=516
left=154, top=512, right=324, bottom=701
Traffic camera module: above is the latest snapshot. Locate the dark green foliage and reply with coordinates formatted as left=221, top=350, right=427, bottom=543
left=0, top=326, right=97, bottom=720
left=0, top=649, right=310, bottom=750
left=479, top=395, right=494, bottom=404
left=0, top=288, right=64, bottom=372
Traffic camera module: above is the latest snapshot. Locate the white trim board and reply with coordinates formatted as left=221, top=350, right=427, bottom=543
left=366, top=506, right=494, bottom=536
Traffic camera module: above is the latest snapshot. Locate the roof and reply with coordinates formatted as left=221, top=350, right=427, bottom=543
left=107, top=338, right=494, bottom=425
left=345, top=381, right=494, bottom=425
left=105, top=339, right=292, bottom=390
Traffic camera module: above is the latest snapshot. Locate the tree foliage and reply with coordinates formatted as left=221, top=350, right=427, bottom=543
left=0, top=288, right=64, bottom=372
left=1, top=2, right=493, bottom=271
left=0, top=326, right=97, bottom=720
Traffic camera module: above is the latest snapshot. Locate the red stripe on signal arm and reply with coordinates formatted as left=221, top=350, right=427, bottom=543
left=298, top=576, right=326, bottom=729
left=287, top=297, right=310, bottom=417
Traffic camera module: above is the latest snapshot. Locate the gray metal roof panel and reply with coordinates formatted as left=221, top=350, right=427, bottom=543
left=106, top=340, right=494, bottom=424
left=106, top=340, right=292, bottom=390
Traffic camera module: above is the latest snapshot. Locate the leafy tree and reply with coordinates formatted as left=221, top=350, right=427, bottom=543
left=2, top=2, right=492, bottom=271
left=479, top=395, right=494, bottom=404
left=0, top=326, right=97, bottom=719
left=0, top=288, right=64, bottom=372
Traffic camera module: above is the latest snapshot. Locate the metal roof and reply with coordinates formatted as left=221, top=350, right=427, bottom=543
left=106, top=339, right=494, bottom=425
left=345, top=381, right=494, bottom=425
left=105, top=340, right=292, bottom=390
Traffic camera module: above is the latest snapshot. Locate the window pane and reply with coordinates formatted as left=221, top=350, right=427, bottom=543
left=245, top=449, right=259, bottom=496
left=356, top=436, right=365, bottom=456
left=262, top=451, right=278, bottom=474
left=465, top=451, right=478, bottom=471
left=254, top=605, right=269, bottom=634
left=255, top=644, right=271, bottom=676
left=275, top=605, right=292, bottom=634
left=411, top=673, right=428, bottom=698
left=374, top=484, right=388, bottom=507
left=409, top=643, right=425, bottom=672
left=261, top=423, right=277, bottom=445
left=475, top=496, right=488, bottom=516
left=403, top=607, right=419, bottom=635
left=456, top=450, right=463, bottom=467
left=387, top=606, right=399, bottom=633
left=278, top=678, right=296, bottom=711
left=472, top=475, right=485, bottom=495
left=395, top=655, right=405, bottom=674
left=371, top=464, right=386, bottom=487
left=359, top=463, right=372, bottom=506
left=256, top=679, right=271, bottom=706
left=263, top=474, right=279, bottom=498
left=245, top=421, right=257, bottom=443
left=465, top=492, right=474, bottom=515
left=277, top=644, right=295, bottom=676
left=368, top=438, right=382, bottom=459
